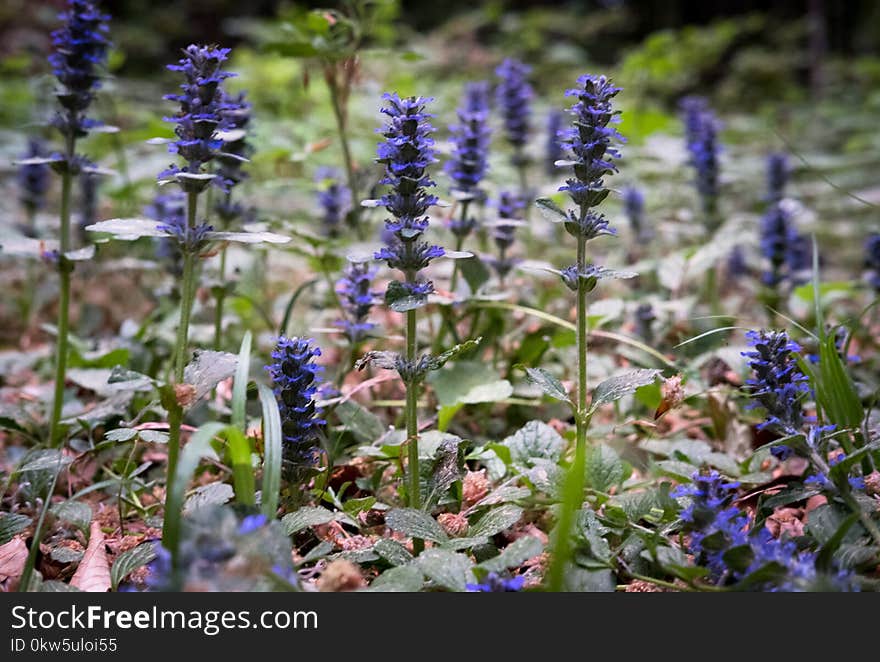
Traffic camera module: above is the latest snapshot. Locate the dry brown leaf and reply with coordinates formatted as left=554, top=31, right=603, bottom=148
left=70, top=521, right=110, bottom=592
left=0, top=537, right=28, bottom=581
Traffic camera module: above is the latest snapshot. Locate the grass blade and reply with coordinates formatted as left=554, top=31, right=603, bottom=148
left=164, top=422, right=224, bottom=564
left=232, top=330, right=252, bottom=432
left=258, top=383, right=282, bottom=519
left=225, top=425, right=256, bottom=507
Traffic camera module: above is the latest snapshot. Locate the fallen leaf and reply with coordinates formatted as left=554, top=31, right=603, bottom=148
left=70, top=522, right=110, bottom=592
left=0, top=537, right=28, bottom=581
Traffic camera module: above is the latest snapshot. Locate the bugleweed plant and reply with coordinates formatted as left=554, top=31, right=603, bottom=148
left=495, top=59, right=533, bottom=198
left=536, top=74, right=637, bottom=591
left=42, top=0, right=111, bottom=446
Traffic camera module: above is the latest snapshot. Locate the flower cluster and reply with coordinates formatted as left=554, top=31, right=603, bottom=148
left=214, top=90, right=253, bottom=223
left=673, top=471, right=855, bottom=591
left=466, top=572, right=525, bottom=592
left=759, top=154, right=810, bottom=288
left=489, top=191, right=524, bottom=282
left=18, top=139, right=50, bottom=227
left=335, top=260, right=379, bottom=344
left=765, top=152, right=788, bottom=204
left=445, top=81, right=491, bottom=212
left=495, top=59, right=533, bottom=164
left=866, top=233, right=880, bottom=292
left=551, top=73, right=623, bottom=273
left=545, top=109, right=565, bottom=176
left=315, top=167, right=352, bottom=238
left=374, top=93, right=443, bottom=302
left=161, top=45, right=236, bottom=189
left=49, top=0, right=110, bottom=140
left=742, top=329, right=810, bottom=436
left=266, top=337, right=325, bottom=482
left=679, top=96, right=721, bottom=222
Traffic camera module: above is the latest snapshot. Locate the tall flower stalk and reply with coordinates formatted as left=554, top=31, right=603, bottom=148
left=490, top=191, right=524, bottom=288
left=212, top=90, right=253, bottom=349
left=445, top=81, right=490, bottom=293
left=46, top=0, right=110, bottom=446
left=541, top=74, right=623, bottom=591
left=495, top=59, right=533, bottom=198
left=18, top=139, right=50, bottom=237
left=370, top=93, right=443, bottom=541
left=157, top=45, right=235, bottom=550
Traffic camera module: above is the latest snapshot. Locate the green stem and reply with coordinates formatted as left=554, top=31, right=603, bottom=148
left=49, top=159, right=74, bottom=447
left=213, top=245, right=227, bottom=350
left=547, top=235, right=589, bottom=592
left=19, top=453, right=64, bottom=592
left=162, top=190, right=200, bottom=561
left=405, top=307, right=423, bottom=555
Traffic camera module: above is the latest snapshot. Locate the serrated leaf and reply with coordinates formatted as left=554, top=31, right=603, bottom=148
left=478, top=535, right=544, bottom=573
left=111, top=543, right=157, bottom=590
left=368, top=565, right=423, bottom=592
left=20, top=450, right=71, bottom=473
left=535, top=197, right=569, bottom=223
left=85, top=218, right=168, bottom=240
left=206, top=231, right=290, bottom=244
left=524, top=367, right=571, bottom=404
left=335, top=399, right=385, bottom=443
left=501, top=420, right=565, bottom=467
left=384, top=508, right=448, bottom=543
left=372, top=538, right=413, bottom=567
left=467, top=504, right=523, bottom=538
left=585, top=445, right=625, bottom=493
left=281, top=507, right=339, bottom=535
left=183, top=350, right=237, bottom=404
left=0, top=514, right=31, bottom=545
left=50, top=501, right=92, bottom=532
left=104, top=428, right=137, bottom=442
left=416, top=548, right=475, bottom=591
left=429, top=361, right=513, bottom=407
left=138, top=430, right=169, bottom=443
left=183, top=483, right=234, bottom=514
left=385, top=280, right=427, bottom=312
left=590, top=369, right=661, bottom=411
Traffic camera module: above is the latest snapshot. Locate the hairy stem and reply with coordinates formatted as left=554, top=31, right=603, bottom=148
left=405, top=307, right=423, bottom=554
left=49, top=140, right=75, bottom=447
left=548, top=234, right=589, bottom=591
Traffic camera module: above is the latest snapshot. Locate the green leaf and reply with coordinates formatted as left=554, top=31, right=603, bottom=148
left=225, top=425, right=255, bottom=507
left=563, top=566, right=616, bottom=592
left=258, top=383, right=283, bottom=519
left=384, top=508, right=448, bottom=543
left=50, top=501, right=92, bottom=532
left=138, top=430, right=169, bottom=444
left=467, top=504, right=523, bottom=538
left=232, top=331, right=252, bottom=432
left=104, top=428, right=137, bottom=442
left=535, top=198, right=569, bottom=223
left=20, top=450, right=71, bottom=473
left=416, top=548, right=475, bottom=591
left=40, top=581, right=81, bottom=592
left=524, top=367, right=572, bottom=405
left=335, top=399, right=385, bottom=443
left=183, top=350, right=238, bottom=405
left=183, top=482, right=234, bottom=514
left=459, top=254, right=491, bottom=293
left=368, top=565, right=424, bottom=592
left=590, top=369, right=662, bottom=411
left=385, top=280, right=427, bottom=312
left=373, top=538, right=414, bottom=567
left=85, top=218, right=168, bottom=240
left=816, top=513, right=859, bottom=572
left=429, top=361, right=513, bottom=407
left=281, top=506, right=339, bottom=535
left=110, top=543, right=157, bottom=590
left=502, top=420, right=566, bottom=468
left=0, top=513, right=31, bottom=545
left=478, top=535, right=544, bottom=573
left=578, top=509, right=612, bottom=563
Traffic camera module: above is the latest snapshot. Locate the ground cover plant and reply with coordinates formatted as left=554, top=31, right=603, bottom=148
left=1, top=0, right=879, bottom=593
